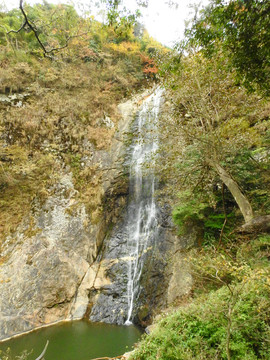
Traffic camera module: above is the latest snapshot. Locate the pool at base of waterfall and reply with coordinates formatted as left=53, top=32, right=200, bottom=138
left=0, top=320, right=142, bottom=360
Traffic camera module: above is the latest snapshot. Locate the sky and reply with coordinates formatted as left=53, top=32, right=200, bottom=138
left=2, top=0, right=210, bottom=46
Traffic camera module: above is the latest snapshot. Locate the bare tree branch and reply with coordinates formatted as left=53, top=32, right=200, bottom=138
left=17, top=0, right=48, bottom=55
left=6, top=0, right=89, bottom=58
left=7, top=21, right=27, bottom=34
left=35, top=340, right=49, bottom=360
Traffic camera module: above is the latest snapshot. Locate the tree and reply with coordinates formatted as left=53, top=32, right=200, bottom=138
left=102, top=0, right=141, bottom=42
left=4, top=0, right=89, bottom=57
left=186, top=0, right=270, bottom=96
left=4, top=1, right=143, bottom=55
left=159, top=50, right=269, bottom=225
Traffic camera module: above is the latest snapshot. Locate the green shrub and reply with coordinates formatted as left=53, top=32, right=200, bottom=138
left=131, top=279, right=270, bottom=360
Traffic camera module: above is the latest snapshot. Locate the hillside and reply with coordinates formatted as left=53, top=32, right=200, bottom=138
left=0, top=1, right=269, bottom=359
left=0, top=1, right=172, bottom=344
left=131, top=0, right=270, bottom=359
left=0, top=2, right=164, bottom=247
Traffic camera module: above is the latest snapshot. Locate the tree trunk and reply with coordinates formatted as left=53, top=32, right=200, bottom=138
left=213, top=163, right=254, bottom=223
left=226, top=305, right=232, bottom=360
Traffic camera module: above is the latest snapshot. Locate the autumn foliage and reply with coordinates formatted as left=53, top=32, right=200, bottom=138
left=140, top=54, right=158, bottom=77
left=0, top=2, right=169, bottom=242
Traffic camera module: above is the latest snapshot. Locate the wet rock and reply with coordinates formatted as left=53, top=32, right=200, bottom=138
left=88, top=225, right=131, bottom=324
left=0, top=88, right=195, bottom=340
left=0, top=91, right=145, bottom=340
left=88, top=89, right=172, bottom=327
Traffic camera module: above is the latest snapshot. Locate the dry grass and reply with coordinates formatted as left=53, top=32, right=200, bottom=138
left=0, top=147, right=58, bottom=246
left=0, top=43, right=147, bottom=242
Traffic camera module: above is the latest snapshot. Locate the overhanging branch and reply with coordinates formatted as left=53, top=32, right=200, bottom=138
left=18, top=0, right=48, bottom=55
left=6, top=0, right=89, bottom=58
left=7, top=21, right=27, bottom=34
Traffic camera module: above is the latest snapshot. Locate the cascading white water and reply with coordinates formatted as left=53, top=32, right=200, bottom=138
left=88, top=88, right=164, bottom=325
left=125, top=88, right=163, bottom=325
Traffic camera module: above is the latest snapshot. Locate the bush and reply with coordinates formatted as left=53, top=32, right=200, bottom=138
left=131, top=280, right=270, bottom=360
left=131, top=235, right=270, bottom=360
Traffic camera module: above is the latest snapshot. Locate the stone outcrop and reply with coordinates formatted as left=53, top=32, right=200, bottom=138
left=0, top=173, right=93, bottom=340
left=0, top=88, right=195, bottom=341
left=84, top=91, right=195, bottom=328
left=0, top=91, right=144, bottom=341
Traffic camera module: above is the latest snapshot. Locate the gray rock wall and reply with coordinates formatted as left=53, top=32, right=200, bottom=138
left=0, top=92, right=144, bottom=341
left=0, top=173, right=92, bottom=339
left=0, top=89, right=195, bottom=340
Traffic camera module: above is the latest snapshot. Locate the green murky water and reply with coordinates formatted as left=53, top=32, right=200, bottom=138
left=0, top=320, right=142, bottom=360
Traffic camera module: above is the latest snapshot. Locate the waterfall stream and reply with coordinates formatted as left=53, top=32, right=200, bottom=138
left=89, top=88, right=163, bottom=325
left=125, top=88, right=163, bottom=324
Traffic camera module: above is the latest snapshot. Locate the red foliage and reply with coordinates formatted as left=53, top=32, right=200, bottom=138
left=140, top=54, right=158, bottom=77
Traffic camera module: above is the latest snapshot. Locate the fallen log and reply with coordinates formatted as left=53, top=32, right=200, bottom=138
left=236, top=215, right=270, bottom=234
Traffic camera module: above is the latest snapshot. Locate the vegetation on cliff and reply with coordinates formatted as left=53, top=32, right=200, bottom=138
left=132, top=0, right=270, bottom=359
left=0, top=1, right=165, bottom=247
left=0, top=0, right=269, bottom=359
left=132, top=234, right=270, bottom=359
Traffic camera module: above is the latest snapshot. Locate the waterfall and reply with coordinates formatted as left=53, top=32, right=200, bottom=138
left=89, top=88, right=163, bottom=325
left=125, top=88, right=163, bottom=324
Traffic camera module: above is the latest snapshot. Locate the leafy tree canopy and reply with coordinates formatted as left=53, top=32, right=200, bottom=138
left=185, top=0, right=270, bottom=96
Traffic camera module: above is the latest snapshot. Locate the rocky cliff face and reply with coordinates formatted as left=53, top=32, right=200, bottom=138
left=0, top=173, right=92, bottom=339
left=0, top=92, right=142, bottom=341
left=77, top=90, right=195, bottom=327
left=0, top=89, right=195, bottom=341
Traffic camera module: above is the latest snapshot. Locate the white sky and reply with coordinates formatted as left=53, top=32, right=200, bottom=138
left=2, top=0, right=209, bottom=46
